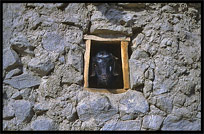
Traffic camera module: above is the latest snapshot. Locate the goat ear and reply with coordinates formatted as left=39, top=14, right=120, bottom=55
left=113, top=56, right=119, bottom=76
left=90, top=57, right=96, bottom=77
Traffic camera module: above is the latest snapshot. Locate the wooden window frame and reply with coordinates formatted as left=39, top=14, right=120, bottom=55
left=83, top=35, right=130, bottom=94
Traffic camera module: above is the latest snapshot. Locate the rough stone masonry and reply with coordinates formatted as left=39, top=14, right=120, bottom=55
left=3, top=3, right=201, bottom=131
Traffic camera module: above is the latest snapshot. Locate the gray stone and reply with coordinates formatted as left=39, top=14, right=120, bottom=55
left=101, top=120, right=141, bottom=130
left=90, top=4, right=132, bottom=36
left=149, top=105, right=167, bottom=116
left=28, top=56, right=54, bottom=76
left=81, top=118, right=100, bottom=130
left=173, top=93, right=186, bottom=107
left=64, top=26, right=83, bottom=45
left=66, top=49, right=83, bottom=73
left=71, top=119, right=82, bottom=130
left=4, top=68, right=22, bottom=79
left=31, top=117, right=55, bottom=130
left=161, top=114, right=201, bottom=130
left=160, top=20, right=173, bottom=32
left=171, top=106, right=193, bottom=119
left=42, top=32, right=65, bottom=53
left=132, top=33, right=145, bottom=48
left=142, top=115, right=164, bottom=130
left=63, top=3, right=90, bottom=32
left=156, top=96, right=173, bottom=113
left=10, top=35, right=34, bottom=56
left=4, top=74, right=41, bottom=89
left=119, top=90, right=149, bottom=119
left=3, top=105, right=15, bottom=120
left=143, top=80, right=153, bottom=98
left=130, top=49, right=149, bottom=60
left=61, top=65, right=83, bottom=85
left=19, top=88, right=31, bottom=100
left=59, top=120, right=71, bottom=130
left=129, top=59, right=149, bottom=89
left=39, top=76, right=62, bottom=98
left=33, top=102, right=49, bottom=115
left=61, top=103, right=77, bottom=121
left=178, top=79, right=196, bottom=96
left=145, top=68, right=154, bottom=80
left=76, top=95, right=118, bottom=123
left=3, top=48, right=21, bottom=71
left=13, top=100, right=33, bottom=123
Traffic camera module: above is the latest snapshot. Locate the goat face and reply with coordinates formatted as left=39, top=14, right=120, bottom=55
left=90, top=51, right=119, bottom=88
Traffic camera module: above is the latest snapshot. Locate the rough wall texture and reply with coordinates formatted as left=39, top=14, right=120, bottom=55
left=3, top=3, right=201, bottom=131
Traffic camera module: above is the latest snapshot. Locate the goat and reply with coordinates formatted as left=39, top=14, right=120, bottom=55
left=90, top=51, right=120, bottom=88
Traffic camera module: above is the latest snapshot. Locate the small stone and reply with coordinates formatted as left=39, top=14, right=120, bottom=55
left=142, top=115, right=164, bottom=130
left=28, top=56, right=55, bottom=76
left=13, top=100, right=33, bottom=123
left=3, top=105, right=15, bottom=120
left=10, top=35, right=34, bottom=56
left=42, top=32, right=65, bottom=53
left=31, top=117, right=55, bottom=130
left=129, top=59, right=149, bottom=89
left=3, top=48, right=21, bottom=71
left=143, top=80, right=153, bottom=98
left=101, top=119, right=141, bottom=130
left=4, top=74, right=41, bottom=90
left=66, top=49, right=83, bottom=73
left=33, top=102, right=49, bottom=115
left=156, top=96, right=173, bottom=113
left=81, top=118, right=100, bottom=130
left=161, top=114, right=201, bottom=130
left=132, top=33, right=145, bottom=48
left=19, top=88, right=31, bottom=100
left=62, top=65, right=83, bottom=85
left=130, top=50, right=150, bottom=60
left=4, top=68, right=22, bottom=79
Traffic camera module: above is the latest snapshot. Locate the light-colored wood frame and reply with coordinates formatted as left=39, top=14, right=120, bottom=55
left=83, top=35, right=130, bottom=94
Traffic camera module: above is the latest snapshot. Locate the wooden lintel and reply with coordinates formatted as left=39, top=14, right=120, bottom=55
left=84, top=34, right=130, bottom=42
left=121, top=41, right=130, bottom=89
left=84, top=39, right=91, bottom=88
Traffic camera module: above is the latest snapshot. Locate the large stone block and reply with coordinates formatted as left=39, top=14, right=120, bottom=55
left=4, top=74, right=41, bottom=89
left=76, top=95, right=118, bottom=123
left=119, top=90, right=149, bottom=119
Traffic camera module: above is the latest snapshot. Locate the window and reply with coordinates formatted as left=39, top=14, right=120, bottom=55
left=83, top=35, right=130, bottom=94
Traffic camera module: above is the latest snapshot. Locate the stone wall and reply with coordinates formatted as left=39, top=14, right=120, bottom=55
left=3, top=3, right=201, bottom=131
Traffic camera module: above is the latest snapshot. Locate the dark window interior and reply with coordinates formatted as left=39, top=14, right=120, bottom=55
left=89, top=41, right=123, bottom=89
